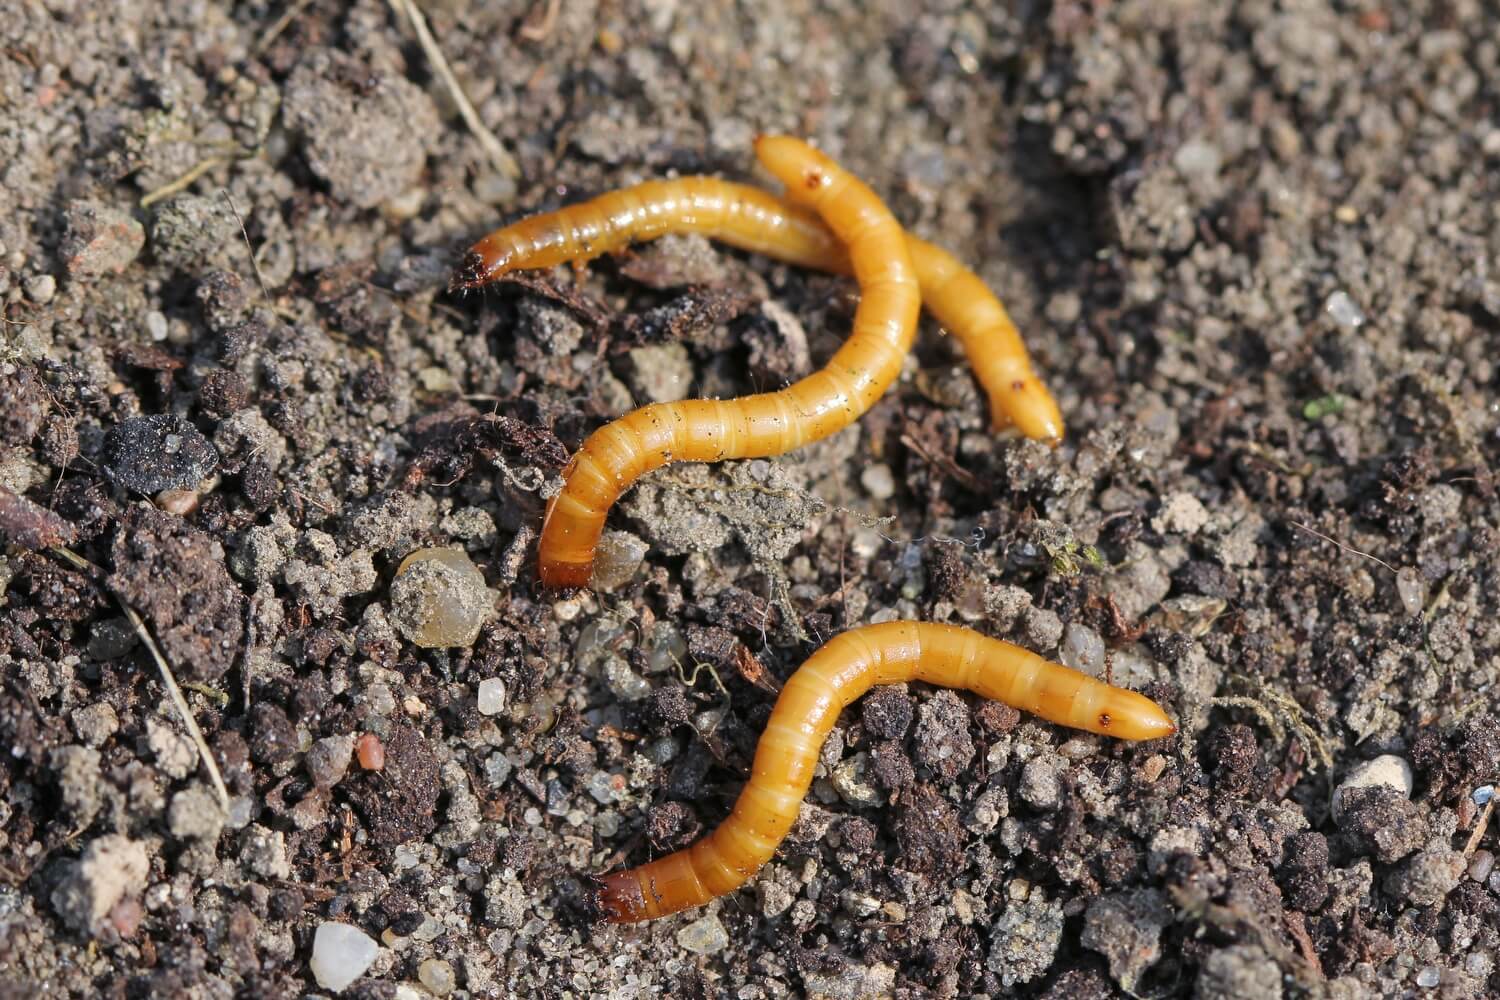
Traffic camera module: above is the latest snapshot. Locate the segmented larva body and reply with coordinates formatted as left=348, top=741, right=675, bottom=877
left=593, top=621, right=1176, bottom=923
left=454, top=181, right=1062, bottom=441
left=516, top=136, right=922, bottom=588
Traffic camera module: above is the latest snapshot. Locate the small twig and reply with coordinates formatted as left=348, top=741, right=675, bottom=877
left=255, top=0, right=316, bottom=53
left=518, top=0, right=562, bottom=41
left=1288, top=520, right=1398, bottom=575
left=219, top=189, right=272, bottom=309
left=140, top=156, right=230, bottom=208
left=387, top=0, right=521, bottom=181
left=50, top=546, right=231, bottom=812
left=1463, top=796, right=1494, bottom=856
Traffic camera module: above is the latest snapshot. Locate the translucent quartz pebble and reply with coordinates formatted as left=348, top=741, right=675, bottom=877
left=389, top=547, right=494, bottom=648
left=310, top=921, right=379, bottom=993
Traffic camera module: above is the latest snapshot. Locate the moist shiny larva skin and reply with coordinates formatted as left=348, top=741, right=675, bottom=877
left=592, top=620, right=1176, bottom=923
left=531, top=136, right=921, bottom=588
left=454, top=181, right=1062, bottom=442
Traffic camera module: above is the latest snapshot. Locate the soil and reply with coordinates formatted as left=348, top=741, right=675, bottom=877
left=1, top=1, right=1498, bottom=998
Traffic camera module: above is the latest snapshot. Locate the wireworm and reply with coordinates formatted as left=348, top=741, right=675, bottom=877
left=454, top=181, right=1062, bottom=440
left=477, top=136, right=922, bottom=588
left=591, top=620, right=1176, bottom=922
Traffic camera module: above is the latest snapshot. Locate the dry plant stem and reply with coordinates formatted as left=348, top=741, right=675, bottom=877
left=523, top=137, right=922, bottom=588
left=387, top=0, right=522, bottom=180
left=1464, top=797, right=1493, bottom=857
left=454, top=178, right=1063, bottom=440
left=140, top=157, right=230, bottom=208
left=594, top=621, right=1176, bottom=922
left=50, top=546, right=231, bottom=812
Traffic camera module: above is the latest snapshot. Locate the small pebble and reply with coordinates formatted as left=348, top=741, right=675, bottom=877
left=310, top=921, right=380, bottom=993
left=356, top=733, right=385, bottom=771
left=643, top=622, right=688, bottom=674
left=249, top=703, right=298, bottom=765
left=388, top=547, right=494, bottom=648
left=1467, top=850, right=1493, bottom=884
left=145, top=310, right=169, bottom=342
left=1331, top=754, right=1413, bottom=821
left=477, top=677, right=507, bottom=716
left=1324, top=290, right=1365, bottom=330
left=1474, top=784, right=1495, bottom=806
left=1395, top=567, right=1425, bottom=617
left=1020, top=606, right=1063, bottom=652
left=1019, top=755, right=1064, bottom=810
left=60, top=199, right=145, bottom=277
left=306, top=735, right=355, bottom=789
left=87, top=617, right=138, bottom=660
left=861, top=464, right=896, bottom=500
left=154, top=488, right=201, bottom=516
left=24, top=273, right=56, bottom=304
left=417, top=958, right=456, bottom=995
left=603, top=657, right=651, bottom=701
left=674, top=914, right=729, bottom=955
left=830, top=753, right=881, bottom=807
left=1415, top=966, right=1441, bottom=989
left=591, top=530, right=648, bottom=591
left=1059, top=623, right=1105, bottom=675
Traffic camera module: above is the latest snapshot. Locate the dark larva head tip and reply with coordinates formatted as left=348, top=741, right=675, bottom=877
left=581, top=875, right=614, bottom=925
left=539, top=556, right=594, bottom=591
left=449, top=251, right=491, bottom=293
left=590, top=871, right=649, bottom=923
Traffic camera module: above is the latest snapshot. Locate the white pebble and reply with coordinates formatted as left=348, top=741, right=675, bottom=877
left=146, top=310, right=169, bottom=341
left=675, top=914, right=729, bottom=955
left=1059, top=623, right=1105, bottom=675
left=24, top=273, right=56, bottom=304
left=1395, top=567, right=1425, bottom=617
left=1331, top=754, right=1413, bottom=821
left=477, top=678, right=507, bottom=716
left=1324, top=291, right=1365, bottom=330
left=1173, top=138, right=1222, bottom=181
left=310, top=921, right=380, bottom=993
left=861, top=464, right=896, bottom=500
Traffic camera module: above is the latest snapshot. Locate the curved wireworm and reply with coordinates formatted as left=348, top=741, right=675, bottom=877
left=454, top=181, right=1062, bottom=440
left=486, top=136, right=922, bottom=588
left=591, top=620, right=1176, bottom=922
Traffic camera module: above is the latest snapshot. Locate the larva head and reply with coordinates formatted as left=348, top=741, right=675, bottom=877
left=992, top=372, right=1065, bottom=445
left=590, top=872, right=651, bottom=923
left=1089, top=687, right=1177, bottom=742
left=450, top=235, right=519, bottom=291
left=754, top=135, right=841, bottom=208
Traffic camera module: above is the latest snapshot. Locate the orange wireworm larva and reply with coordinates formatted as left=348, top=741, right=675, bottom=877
left=479, top=136, right=922, bottom=588
left=453, top=180, right=1063, bottom=440
left=591, top=620, right=1176, bottom=922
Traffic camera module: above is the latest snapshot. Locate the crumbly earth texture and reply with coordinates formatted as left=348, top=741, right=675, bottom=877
left=0, top=2, right=1497, bottom=997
